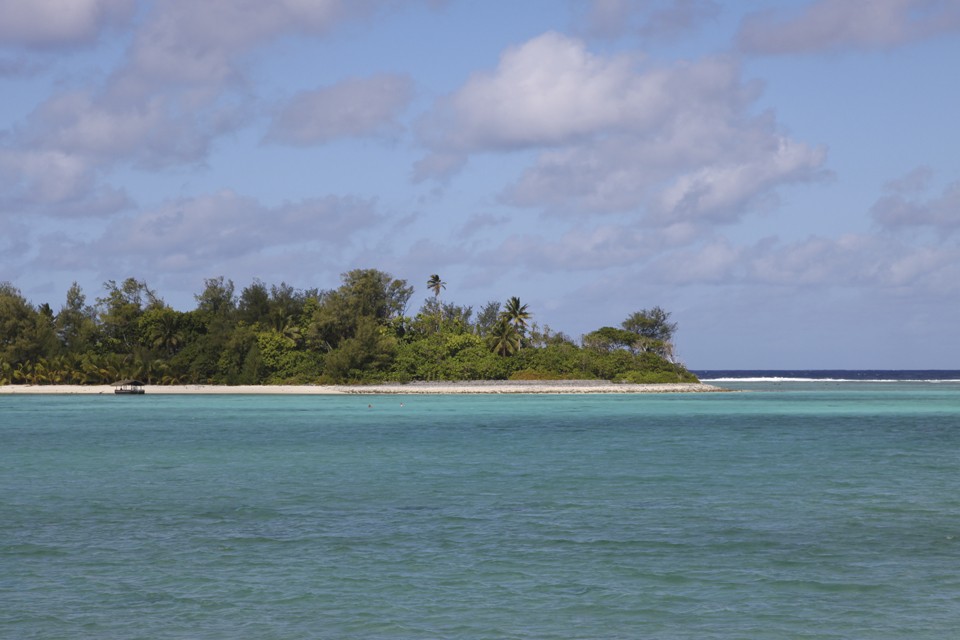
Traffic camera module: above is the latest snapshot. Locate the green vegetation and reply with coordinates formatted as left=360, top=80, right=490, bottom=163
left=0, top=271, right=698, bottom=386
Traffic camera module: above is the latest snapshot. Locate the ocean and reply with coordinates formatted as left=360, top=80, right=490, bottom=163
left=3, top=376, right=960, bottom=639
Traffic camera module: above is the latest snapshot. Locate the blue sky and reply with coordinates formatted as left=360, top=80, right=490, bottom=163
left=2, top=0, right=959, bottom=369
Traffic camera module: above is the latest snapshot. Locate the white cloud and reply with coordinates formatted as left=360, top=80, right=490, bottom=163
left=651, top=136, right=826, bottom=222
left=577, top=0, right=720, bottom=41
left=423, top=33, right=826, bottom=221
left=0, top=0, right=434, bottom=208
left=89, top=191, right=384, bottom=272
left=412, top=152, right=466, bottom=183
left=113, top=0, right=435, bottom=94
left=882, top=165, right=934, bottom=193
left=742, top=235, right=880, bottom=287
left=266, top=74, right=414, bottom=146
left=579, top=0, right=637, bottom=38
left=634, top=0, right=720, bottom=39
left=871, top=176, right=960, bottom=234
left=737, top=0, right=960, bottom=55
left=420, top=32, right=671, bottom=151
left=645, top=232, right=960, bottom=294
left=18, top=90, right=248, bottom=169
left=0, top=149, right=130, bottom=217
left=116, top=0, right=345, bottom=91
left=468, top=221, right=705, bottom=273
left=0, top=0, right=133, bottom=49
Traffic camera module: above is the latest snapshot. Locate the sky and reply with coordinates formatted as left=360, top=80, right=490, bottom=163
left=2, top=0, right=959, bottom=369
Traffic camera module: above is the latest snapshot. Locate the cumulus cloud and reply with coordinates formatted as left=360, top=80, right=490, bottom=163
left=73, top=1, right=367, bottom=164
left=871, top=171, right=960, bottom=234
left=17, top=89, right=248, bottom=169
left=455, top=187, right=960, bottom=295
left=0, top=149, right=131, bottom=217
left=0, top=0, right=396, bottom=206
left=0, top=0, right=440, bottom=212
left=112, top=0, right=435, bottom=95
left=882, top=165, right=934, bottom=193
left=419, top=32, right=668, bottom=152
left=737, top=0, right=960, bottom=55
left=0, top=0, right=133, bottom=49
left=89, top=191, right=384, bottom=272
left=468, top=220, right=705, bottom=273
left=578, top=0, right=720, bottom=41
left=418, top=32, right=826, bottom=222
left=644, top=232, right=960, bottom=294
left=115, top=0, right=345, bottom=91
left=650, top=136, right=826, bottom=222
left=0, top=84, right=245, bottom=221
left=266, top=74, right=415, bottom=146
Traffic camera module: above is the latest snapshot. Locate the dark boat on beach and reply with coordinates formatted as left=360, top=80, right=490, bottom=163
left=112, top=380, right=145, bottom=394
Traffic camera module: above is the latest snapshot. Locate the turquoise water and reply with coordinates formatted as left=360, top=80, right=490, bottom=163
left=3, top=384, right=960, bottom=639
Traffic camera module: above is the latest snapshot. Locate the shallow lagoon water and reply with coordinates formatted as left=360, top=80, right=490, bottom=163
left=3, top=384, right=960, bottom=638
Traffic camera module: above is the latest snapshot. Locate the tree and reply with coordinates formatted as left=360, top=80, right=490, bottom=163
left=238, top=279, right=271, bottom=325
left=55, top=282, right=97, bottom=354
left=139, top=307, right=186, bottom=356
left=0, top=273, right=699, bottom=386
left=413, top=298, right=473, bottom=337
left=474, top=301, right=501, bottom=336
left=622, top=306, right=678, bottom=360
left=582, top=326, right=640, bottom=353
left=308, top=269, right=413, bottom=350
left=622, top=306, right=676, bottom=342
left=487, top=318, right=521, bottom=356
left=268, top=282, right=307, bottom=332
left=427, top=274, right=446, bottom=298
left=97, top=278, right=162, bottom=352
left=340, top=269, right=413, bottom=321
left=501, top=296, right=531, bottom=333
left=0, top=282, right=58, bottom=366
left=323, top=316, right=397, bottom=382
left=188, top=277, right=240, bottom=381
left=500, top=296, right=532, bottom=351
left=194, top=276, right=236, bottom=317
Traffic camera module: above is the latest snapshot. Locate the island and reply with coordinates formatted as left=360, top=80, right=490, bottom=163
left=1, top=270, right=714, bottom=391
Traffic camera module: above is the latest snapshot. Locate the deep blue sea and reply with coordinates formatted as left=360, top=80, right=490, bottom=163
left=3, top=375, right=960, bottom=639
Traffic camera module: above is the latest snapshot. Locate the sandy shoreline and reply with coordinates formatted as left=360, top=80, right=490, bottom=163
left=0, top=380, right=727, bottom=395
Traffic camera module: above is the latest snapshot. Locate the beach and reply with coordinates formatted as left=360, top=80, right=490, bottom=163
left=0, top=380, right=725, bottom=394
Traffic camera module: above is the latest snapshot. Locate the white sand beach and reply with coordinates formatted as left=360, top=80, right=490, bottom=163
left=0, top=380, right=726, bottom=395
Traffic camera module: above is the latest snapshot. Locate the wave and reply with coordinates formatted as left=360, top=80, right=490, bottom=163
left=701, top=377, right=960, bottom=383
left=694, top=370, right=960, bottom=383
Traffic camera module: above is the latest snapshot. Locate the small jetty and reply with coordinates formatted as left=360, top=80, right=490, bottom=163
left=112, top=380, right=146, bottom=395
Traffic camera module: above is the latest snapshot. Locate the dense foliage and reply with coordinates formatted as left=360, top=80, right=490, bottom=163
left=0, top=271, right=698, bottom=385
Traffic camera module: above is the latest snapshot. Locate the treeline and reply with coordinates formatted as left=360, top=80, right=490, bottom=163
left=0, top=269, right=697, bottom=385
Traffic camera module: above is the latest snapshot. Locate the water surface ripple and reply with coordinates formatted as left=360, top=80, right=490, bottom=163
left=3, top=384, right=959, bottom=638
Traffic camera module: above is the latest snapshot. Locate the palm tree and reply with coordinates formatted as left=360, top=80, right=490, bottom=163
left=427, top=274, right=446, bottom=298
left=147, top=311, right=183, bottom=356
left=487, top=319, right=521, bottom=356
left=282, top=320, right=303, bottom=347
left=501, top=296, right=531, bottom=332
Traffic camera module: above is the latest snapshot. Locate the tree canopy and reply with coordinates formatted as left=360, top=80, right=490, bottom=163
left=0, top=271, right=697, bottom=386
